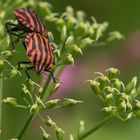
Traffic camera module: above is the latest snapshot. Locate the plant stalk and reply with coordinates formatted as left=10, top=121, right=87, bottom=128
left=0, top=74, right=3, bottom=135
left=17, top=114, right=34, bottom=140
left=16, top=66, right=64, bottom=139
left=78, top=116, right=111, bottom=140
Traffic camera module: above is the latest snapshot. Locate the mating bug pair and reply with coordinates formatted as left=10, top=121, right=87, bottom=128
left=5, top=8, right=58, bottom=83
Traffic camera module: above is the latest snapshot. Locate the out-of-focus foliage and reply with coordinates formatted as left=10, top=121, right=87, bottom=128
left=1, top=0, right=134, bottom=140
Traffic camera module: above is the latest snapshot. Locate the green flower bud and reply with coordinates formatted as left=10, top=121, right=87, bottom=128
left=108, top=31, right=124, bottom=42
left=2, top=51, right=13, bottom=60
left=103, top=86, right=114, bottom=94
left=46, top=13, right=58, bottom=22
left=88, top=25, right=95, bottom=36
left=111, top=79, right=122, bottom=91
left=0, top=22, right=4, bottom=37
left=40, top=126, right=50, bottom=140
left=44, top=116, right=56, bottom=127
left=38, top=87, right=44, bottom=94
left=55, top=127, right=65, bottom=140
left=2, top=97, right=26, bottom=108
left=26, top=79, right=35, bottom=93
left=39, top=2, right=52, bottom=15
left=65, top=36, right=74, bottom=48
left=61, top=98, right=83, bottom=108
left=62, top=54, right=74, bottom=65
left=89, top=80, right=101, bottom=95
left=125, top=112, right=133, bottom=121
left=103, top=106, right=116, bottom=113
left=66, top=16, right=77, bottom=30
left=21, top=84, right=30, bottom=96
left=45, top=99, right=60, bottom=109
left=19, top=64, right=26, bottom=69
left=75, top=22, right=87, bottom=36
left=24, top=1, right=36, bottom=8
left=36, top=96, right=46, bottom=109
left=130, top=88, right=137, bottom=99
left=0, top=10, right=6, bottom=19
left=2, top=97, right=18, bottom=107
left=77, top=121, right=85, bottom=139
left=61, top=25, right=67, bottom=42
left=54, top=49, right=61, bottom=58
left=57, top=18, right=65, bottom=26
left=137, top=86, right=140, bottom=94
left=119, top=100, right=126, bottom=112
left=70, top=135, right=74, bottom=140
left=51, top=83, right=61, bottom=94
left=66, top=6, right=74, bottom=15
left=76, top=11, right=86, bottom=21
left=106, top=93, right=113, bottom=104
left=95, top=22, right=109, bottom=41
left=106, top=68, right=119, bottom=80
left=80, top=38, right=93, bottom=49
left=30, top=103, right=39, bottom=114
left=125, top=77, right=137, bottom=94
left=134, top=110, right=140, bottom=119
left=135, top=100, right=140, bottom=109
left=48, top=32, right=54, bottom=42
left=9, top=69, right=18, bottom=79
left=98, top=76, right=109, bottom=89
left=0, top=60, right=4, bottom=72
left=43, top=133, right=50, bottom=140
left=126, top=102, right=132, bottom=110
left=70, top=45, right=83, bottom=56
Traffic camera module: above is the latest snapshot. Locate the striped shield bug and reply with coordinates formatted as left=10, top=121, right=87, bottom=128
left=5, top=8, right=59, bottom=83
left=5, top=8, right=47, bottom=49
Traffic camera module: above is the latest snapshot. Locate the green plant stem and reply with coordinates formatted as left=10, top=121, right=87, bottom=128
left=16, top=66, right=64, bottom=139
left=77, top=116, right=111, bottom=140
left=42, top=66, right=64, bottom=100
left=0, top=74, right=3, bottom=133
left=17, top=114, right=34, bottom=140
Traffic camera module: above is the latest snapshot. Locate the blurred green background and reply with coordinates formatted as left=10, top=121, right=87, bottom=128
left=2, top=0, right=140, bottom=140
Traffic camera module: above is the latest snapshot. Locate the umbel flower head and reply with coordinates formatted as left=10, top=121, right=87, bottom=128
left=87, top=68, right=140, bottom=121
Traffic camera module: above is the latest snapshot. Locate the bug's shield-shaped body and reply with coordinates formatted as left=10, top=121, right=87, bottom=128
left=13, top=8, right=47, bottom=35
left=25, top=32, right=55, bottom=74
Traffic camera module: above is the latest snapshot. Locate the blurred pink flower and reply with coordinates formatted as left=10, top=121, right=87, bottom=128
left=51, top=65, right=87, bottom=98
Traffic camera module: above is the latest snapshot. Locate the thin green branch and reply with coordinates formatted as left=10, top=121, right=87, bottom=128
left=42, top=66, right=65, bottom=101
left=0, top=75, right=3, bottom=135
left=77, top=117, right=111, bottom=140
left=16, top=114, right=34, bottom=140
left=16, top=66, right=64, bottom=139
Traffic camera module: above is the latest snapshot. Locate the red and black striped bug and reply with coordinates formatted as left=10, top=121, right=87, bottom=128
left=13, top=8, right=47, bottom=35
left=5, top=8, right=58, bottom=82
left=5, top=8, right=47, bottom=49
left=23, top=32, right=56, bottom=80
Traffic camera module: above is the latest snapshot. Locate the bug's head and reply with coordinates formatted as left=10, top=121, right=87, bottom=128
left=13, top=8, right=26, bottom=15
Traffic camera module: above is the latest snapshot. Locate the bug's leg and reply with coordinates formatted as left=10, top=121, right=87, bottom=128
left=14, top=30, right=26, bottom=44
left=44, top=68, right=62, bottom=83
left=5, top=22, right=24, bottom=49
left=25, top=66, right=34, bottom=80
left=5, top=22, right=18, bottom=32
left=49, top=42, right=56, bottom=52
left=18, top=61, right=31, bottom=70
left=21, top=41, right=27, bottom=50
left=25, top=66, right=41, bottom=88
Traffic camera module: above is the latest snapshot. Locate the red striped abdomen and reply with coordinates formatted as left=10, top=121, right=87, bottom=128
left=25, top=33, right=55, bottom=73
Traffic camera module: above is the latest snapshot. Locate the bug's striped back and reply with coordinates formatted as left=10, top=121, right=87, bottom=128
left=13, top=8, right=47, bottom=35
left=25, top=32, right=55, bottom=73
